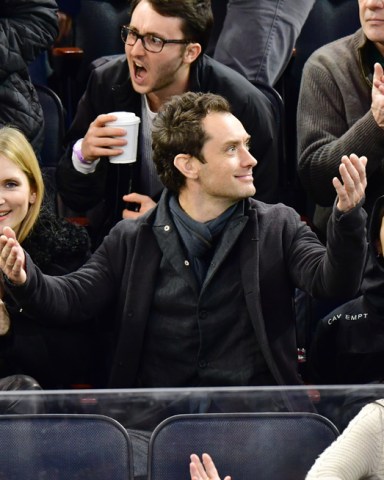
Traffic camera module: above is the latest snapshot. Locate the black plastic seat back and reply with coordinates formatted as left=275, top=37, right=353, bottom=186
left=148, top=412, right=339, bottom=480
left=0, top=414, right=133, bottom=479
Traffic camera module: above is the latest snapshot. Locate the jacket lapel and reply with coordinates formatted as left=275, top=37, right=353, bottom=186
left=240, top=207, right=285, bottom=386
left=110, top=222, right=161, bottom=387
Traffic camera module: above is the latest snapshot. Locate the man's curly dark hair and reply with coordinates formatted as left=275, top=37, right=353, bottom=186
left=152, top=91, right=231, bottom=193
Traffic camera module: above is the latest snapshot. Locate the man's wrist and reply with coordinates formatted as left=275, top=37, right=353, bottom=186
left=73, top=139, right=92, bottom=164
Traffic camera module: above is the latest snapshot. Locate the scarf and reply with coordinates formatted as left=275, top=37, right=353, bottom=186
left=169, top=195, right=238, bottom=287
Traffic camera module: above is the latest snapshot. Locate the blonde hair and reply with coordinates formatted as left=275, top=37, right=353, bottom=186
left=0, top=127, right=44, bottom=243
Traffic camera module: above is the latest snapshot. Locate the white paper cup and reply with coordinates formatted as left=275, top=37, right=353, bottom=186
left=106, top=111, right=141, bottom=164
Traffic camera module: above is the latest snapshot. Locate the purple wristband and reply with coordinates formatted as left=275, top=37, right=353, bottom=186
left=73, top=139, right=92, bottom=165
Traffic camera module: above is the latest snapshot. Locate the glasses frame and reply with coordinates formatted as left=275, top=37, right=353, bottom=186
left=121, top=26, right=191, bottom=53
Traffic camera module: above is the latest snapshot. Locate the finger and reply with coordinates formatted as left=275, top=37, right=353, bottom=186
left=340, top=156, right=366, bottom=198
left=190, top=461, right=203, bottom=480
left=1, top=244, right=19, bottom=277
left=374, top=62, right=384, bottom=83
left=123, top=192, right=146, bottom=202
left=338, top=159, right=356, bottom=191
left=88, top=129, right=127, bottom=145
left=192, top=454, right=210, bottom=479
left=98, top=126, right=128, bottom=139
left=2, top=227, right=17, bottom=240
left=0, top=237, right=16, bottom=265
left=348, top=154, right=367, bottom=187
left=202, top=453, right=220, bottom=479
left=122, top=209, right=140, bottom=220
left=93, top=114, right=118, bottom=126
left=8, top=250, right=23, bottom=276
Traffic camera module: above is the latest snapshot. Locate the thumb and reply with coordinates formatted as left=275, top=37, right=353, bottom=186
left=374, top=62, right=384, bottom=81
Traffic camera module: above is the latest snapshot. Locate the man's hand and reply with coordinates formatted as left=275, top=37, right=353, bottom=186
left=371, top=62, right=384, bottom=128
left=189, top=454, right=231, bottom=480
left=333, top=153, right=367, bottom=212
left=0, top=227, right=26, bottom=285
left=81, top=113, right=128, bottom=163
left=122, top=193, right=157, bottom=220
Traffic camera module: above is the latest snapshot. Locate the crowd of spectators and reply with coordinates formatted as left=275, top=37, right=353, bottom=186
left=2, top=1, right=384, bottom=479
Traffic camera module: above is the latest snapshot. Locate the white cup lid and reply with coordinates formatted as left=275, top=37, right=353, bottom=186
left=106, top=111, right=140, bottom=125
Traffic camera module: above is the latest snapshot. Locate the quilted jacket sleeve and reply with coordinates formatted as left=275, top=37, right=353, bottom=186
left=0, top=0, right=59, bottom=78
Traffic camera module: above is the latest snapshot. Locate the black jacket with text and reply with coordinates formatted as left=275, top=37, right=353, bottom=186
left=308, top=195, right=384, bottom=384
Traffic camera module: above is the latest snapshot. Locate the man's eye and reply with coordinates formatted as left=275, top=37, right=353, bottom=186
left=147, top=35, right=163, bottom=46
left=227, top=145, right=237, bottom=152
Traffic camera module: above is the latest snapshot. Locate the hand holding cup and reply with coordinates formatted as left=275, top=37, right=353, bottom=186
left=105, top=111, right=141, bottom=164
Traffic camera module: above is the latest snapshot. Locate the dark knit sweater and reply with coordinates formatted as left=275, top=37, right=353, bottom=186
left=297, top=28, right=384, bottom=233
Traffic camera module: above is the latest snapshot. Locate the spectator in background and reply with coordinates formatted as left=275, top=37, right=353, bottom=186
left=213, top=0, right=316, bottom=87
left=28, top=1, right=80, bottom=88
left=56, top=0, right=82, bottom=44
left=55, top=0, right=279, bottom=248
left=1, top=0, right=58, bottom=153
left=307, top=193, right=384, bottom=385
left=306, top=399, right=384, bottom=479
left=297, top=0, right=384, bottom=238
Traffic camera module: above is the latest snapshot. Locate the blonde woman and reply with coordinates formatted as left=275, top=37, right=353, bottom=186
left=0, top=127, right=43, bottom=334
left=0, top=127, right=93, bottom=390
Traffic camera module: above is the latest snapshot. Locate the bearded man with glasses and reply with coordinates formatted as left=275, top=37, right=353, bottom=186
left=56, top=0, right=279, bottom=249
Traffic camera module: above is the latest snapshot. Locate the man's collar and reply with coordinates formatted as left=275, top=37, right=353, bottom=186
left=359, top=31, right=384, bottom=87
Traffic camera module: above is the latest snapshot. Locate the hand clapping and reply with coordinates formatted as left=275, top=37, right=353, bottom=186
left=0, top=227, right=26, bottom=285
left=333, top=153, right=367, bottom=212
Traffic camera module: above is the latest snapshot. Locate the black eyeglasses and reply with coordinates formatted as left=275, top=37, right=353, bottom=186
left=121, top=26, right=191, bottom=53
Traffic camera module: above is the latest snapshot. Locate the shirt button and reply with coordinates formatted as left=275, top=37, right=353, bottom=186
left=199, top=360, right=208, bottom=368
left=184, top=260, right=190, bottom=266
left=164, top=225, right=170, bottom=231
left=199, top=310, right=208, bottom=319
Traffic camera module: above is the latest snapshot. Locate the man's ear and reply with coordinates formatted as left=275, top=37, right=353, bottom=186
left=183, top=43, right=202, bottom=64
left=174, top=153, right=198, bottom=179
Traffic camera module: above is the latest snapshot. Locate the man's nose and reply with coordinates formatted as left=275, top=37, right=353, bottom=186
left=367, top=0, right=384, bottom=8
left=241, top=148, right=257, bottom=167
left=129, top=37, right=146, bottom=55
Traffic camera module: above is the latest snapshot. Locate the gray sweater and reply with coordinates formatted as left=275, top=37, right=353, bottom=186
left=297, top=28, right=384, bottom=232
